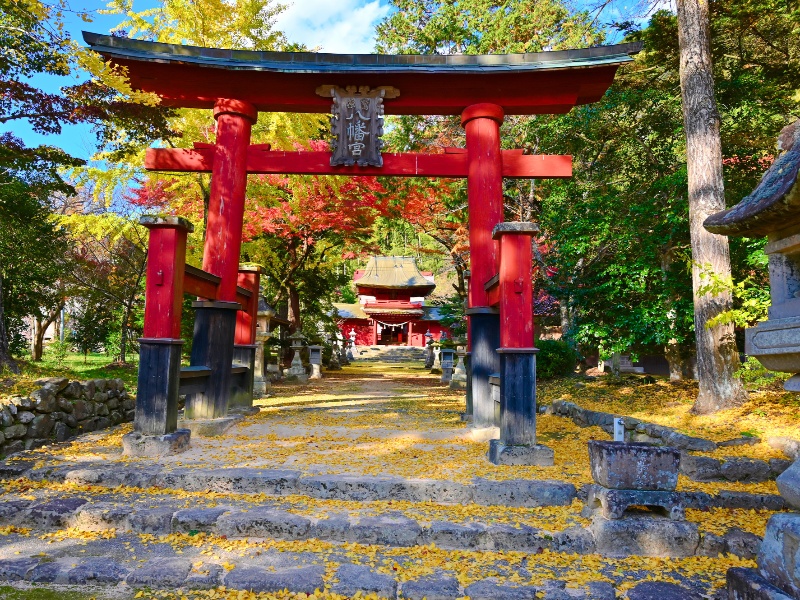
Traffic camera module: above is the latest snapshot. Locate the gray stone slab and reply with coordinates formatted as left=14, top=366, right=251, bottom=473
left=585, top=581, right=617, bottom=600
left=726, top=567, right=795, bottom=600
left=177, top=415, right=243, bottom=437
left=487, top=523, right=543, bottom=551
left=426, top=520, right=487, bottom=549
left=0, top=558, right=39, bottom=580
left=679, top=454, right=722, bottom=482
left=298, top=474, right=407, bottom=501
left=776, top=459, right=800, bottom=510
left=330, top=563, right=397, bottom=598
left=349, top=514, right=422, bottom=546
left=172, top=506, right=231, bottom=532
left=26, top=561, right=64, bottom=583
left=171, top=467, right=300, bottom=494
left=0, top=499, right=30, bottom=521
left=122, top=429, right=190, bottom=457
left=74, top=502, right=133, bottom=531
left=488, top=441, right=555, bottom=466
left=63, top=465, right=161, bottom=488
left=216, top=508, right=311, bottom=539
left=223, top=565, right=325, bottom=594
left=25, top=497, right=88, bottom=527
left=723, top=527, right=762, bottom=560
left=590, top=515, right=700, bottom=557
left=396, top=478, right=472, bottom=503
left=627, top=581, right=702, bottom=600
left=472, top=478, right=576, bottom=507
left=127, top=558, right=191, bottom=587
left=551, top=526, right=596, bottom=554
left=401, top=573, right=462, bottom=600
left=464, top=579, right=539, bottom=600
left=310, top=513, right=350, bottom=541
left=127, top=507, right=176, bottom=534
left=720, top=457, right=772, bottom=483
left=586, top=484, right=685, bottom=520
left=757, top=513, right=800, bottom=598
left=711, top=491, right=786, bottom=511
left=66, top=557, right=129, bottom=584
left=185, top=563, right=223, bottom=589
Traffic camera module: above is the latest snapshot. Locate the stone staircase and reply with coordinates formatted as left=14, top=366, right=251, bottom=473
left=354, top=345, right=426, bottom=363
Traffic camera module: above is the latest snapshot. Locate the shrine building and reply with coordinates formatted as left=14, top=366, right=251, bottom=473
left=334, top=256, right=450, bottom=347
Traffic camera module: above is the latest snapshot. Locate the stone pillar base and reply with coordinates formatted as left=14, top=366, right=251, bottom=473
left=726, top=568, right=792, bottom=600
left=230, top=344, right=256, bottom=411
left=460, top=412, right=473, bottom=422
left=177, top=414, right=244, bottom=437
left=583, top=484, right=685, bottom=520
left=122, top=429, right=190, bottom=457
left=135, top=338, right=183, bottom=436
left=253, top=376, right=270, bottom=397
left=309, top=364, right=322, bottom=379
left=488, top=439, right=554, bottom=466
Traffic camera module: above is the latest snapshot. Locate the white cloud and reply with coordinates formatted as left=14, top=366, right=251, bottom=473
left=275, top=0, right=391, bottom=53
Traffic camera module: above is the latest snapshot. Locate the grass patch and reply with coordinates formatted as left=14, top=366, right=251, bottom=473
left=0, top=585, right=131, bottom=600
left=1, top=351, right=139, bottom=397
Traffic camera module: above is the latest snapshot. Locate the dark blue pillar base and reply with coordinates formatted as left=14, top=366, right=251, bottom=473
left=467, top=309, right=500, bottom=428
left=135, top=338, right=183, bottom=436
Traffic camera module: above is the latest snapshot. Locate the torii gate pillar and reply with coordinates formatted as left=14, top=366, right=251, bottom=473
left=186, top=99, right=257, bottom=422
left=462, top=104, right=504, bottom=429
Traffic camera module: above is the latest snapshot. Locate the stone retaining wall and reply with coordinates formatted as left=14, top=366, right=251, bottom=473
left=551, top=399, right=796, bottom=483
left=0, top=377, right=134, bottom=457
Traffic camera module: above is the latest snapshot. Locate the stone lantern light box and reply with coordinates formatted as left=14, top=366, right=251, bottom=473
left=705, top=121, right=800, bottom=391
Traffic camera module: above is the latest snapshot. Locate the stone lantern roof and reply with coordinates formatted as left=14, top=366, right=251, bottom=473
left=705, top=122, right=800, bottom=238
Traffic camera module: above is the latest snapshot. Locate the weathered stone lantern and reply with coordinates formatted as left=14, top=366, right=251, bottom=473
left=440, top=347, right=455, bottom=383
left=705, top=121, right=800, bottom=390
left=308, top=345, right=323, bottom=379
left=450, top=345, right=468, bottom=390
left=287, top=331, right=308, bottom=383
left=254, top=298, right=276, bottom=396
left=424, top=330, right=434, bottom=369
left=706, top=120, right=800, bottom=599
left=347, top=328, right=357, bottom=361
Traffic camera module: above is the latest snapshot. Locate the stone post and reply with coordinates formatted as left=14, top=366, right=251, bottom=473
left=431, top=346, right=441, bottom=374
left=287, top=331, right=308, bottom=383
left=338, top=333, right=350, bottom=365
left=308, top=345, right=323, bottom=380
left=450, top=345, right=468, bottom=390
left=328, top=340, right=342, bottom=370
left=424, top=334, right=435, bottom=369
left=253, top=330, right=270, bottom=396
left=440, top=347, right=455, bottom=384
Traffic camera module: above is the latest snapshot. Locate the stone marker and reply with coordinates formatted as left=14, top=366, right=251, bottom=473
left=286, top=331, right=308, bottom=383
left=450, top=346, right=467, bottom=390
left=440, top=347, right=455, bottom=383
left=308, top=345, right=323, bottom=380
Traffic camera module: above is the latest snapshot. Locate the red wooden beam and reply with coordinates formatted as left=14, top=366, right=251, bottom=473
left=145, top=147, right=572, bottom=179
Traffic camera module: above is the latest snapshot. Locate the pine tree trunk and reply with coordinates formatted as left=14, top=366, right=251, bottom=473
left=287, top=286, right=301, bottom=334
left=0, top=278, right=19, bottom=374
left=677, top=0, right=746, bottom=413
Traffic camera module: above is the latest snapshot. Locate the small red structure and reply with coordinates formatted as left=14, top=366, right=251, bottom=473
left=334, top=256, right=450, bottom=347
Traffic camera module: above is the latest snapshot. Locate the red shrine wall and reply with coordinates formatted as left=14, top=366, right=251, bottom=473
left=339, top=319, right=450, bottom=347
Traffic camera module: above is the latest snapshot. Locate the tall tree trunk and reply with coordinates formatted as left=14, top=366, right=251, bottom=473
left=677, top=0, right=746, bottom=413
left=287, top=286, right=301, bottom=334
left=0, top=279, right=19, bottom=374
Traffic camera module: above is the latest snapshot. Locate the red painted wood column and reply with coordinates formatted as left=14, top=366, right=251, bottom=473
left=462, top=104, right=504, bottom=428
left=203, top=98, right=257, bottom=299
left=461, top=103, right=504, bottom=308
left=141, top=216, right=192, bottom=339
left=493, top=223, right=539, bottom=348
left=134, top=216, right=194, bottom=439
left=235, top=266, right=261, bottom=345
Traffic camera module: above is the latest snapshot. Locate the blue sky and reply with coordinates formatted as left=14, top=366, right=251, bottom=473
left=5, top=0, right=669, bottom=160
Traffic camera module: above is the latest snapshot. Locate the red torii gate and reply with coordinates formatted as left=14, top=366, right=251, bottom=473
left=82, top=32, right=639, bottom=456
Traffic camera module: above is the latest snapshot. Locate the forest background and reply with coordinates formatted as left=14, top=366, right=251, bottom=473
left=0, top=0, right=798, bottom=409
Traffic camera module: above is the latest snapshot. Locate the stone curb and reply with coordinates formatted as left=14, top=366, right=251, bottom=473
left=552, top=399, right=795, bottom=483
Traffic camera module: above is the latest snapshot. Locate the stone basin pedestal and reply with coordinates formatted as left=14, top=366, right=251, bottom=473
left=589, top=441, right=680, bottom=491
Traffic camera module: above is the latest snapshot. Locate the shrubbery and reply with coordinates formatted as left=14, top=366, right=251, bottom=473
left=536, top=339, right=578, bottom=379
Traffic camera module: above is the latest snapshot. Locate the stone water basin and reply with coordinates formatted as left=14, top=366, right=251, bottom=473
left=588, top=440, right=680, bottom=491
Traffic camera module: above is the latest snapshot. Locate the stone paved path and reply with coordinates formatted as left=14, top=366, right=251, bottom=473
left=0, top=361, right=784, bottom=599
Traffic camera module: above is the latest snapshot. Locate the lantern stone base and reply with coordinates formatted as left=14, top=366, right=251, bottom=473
left=177, top=415, right=243, bottom=437
left=583, top=484, right=685, bottom=521
left=309, top=364, right=322, bottom=379
left=122, top=429, right=191, bottom=458
left=487, top=440, right=554, bottom=466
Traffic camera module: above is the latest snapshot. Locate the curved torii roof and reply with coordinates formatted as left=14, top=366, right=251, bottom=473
left=82, top=32, right=641, bottom=116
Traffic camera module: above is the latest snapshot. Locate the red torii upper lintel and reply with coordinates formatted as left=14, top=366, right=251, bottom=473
left=145, top=145, right=572, bottom=179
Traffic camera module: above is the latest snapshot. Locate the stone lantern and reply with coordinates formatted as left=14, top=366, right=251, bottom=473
left=440, top=346, right=456, bottom=384
left=337, top=331, right=350, bottom=366
left=450, top=345, right=468, bottom=390
left=327, top=333, right=342, bottom=371
left=287, top=331, right=308, bottom=383
left=347, top=328, right=357, bottom=361
left=254, top=298, right=276, bottom=396
left=705, top=120, right=800, bottom=599
left=308, top=345, right=323, bottom=379
left=424, top=330, right=434, bottom=369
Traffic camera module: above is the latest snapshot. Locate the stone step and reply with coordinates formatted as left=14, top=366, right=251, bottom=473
left=0, top=490, right=763, bottom=560
left=0, top=549, right=625, bottom=599
left=14, top=462, right=786, bottom=513
left=20, top=464, right=579, bottom=508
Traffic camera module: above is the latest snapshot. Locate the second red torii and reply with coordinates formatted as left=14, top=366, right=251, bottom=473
left=145, top=143, right=572, bottom=179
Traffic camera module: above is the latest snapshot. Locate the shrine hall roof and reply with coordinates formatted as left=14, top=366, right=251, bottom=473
left=355, top=256, right=436, bottom=292
left=82, top=32, right=641, bottom=115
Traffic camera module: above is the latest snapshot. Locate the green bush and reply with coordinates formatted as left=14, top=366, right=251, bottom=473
left=536, top=339, right=578, bottom=379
